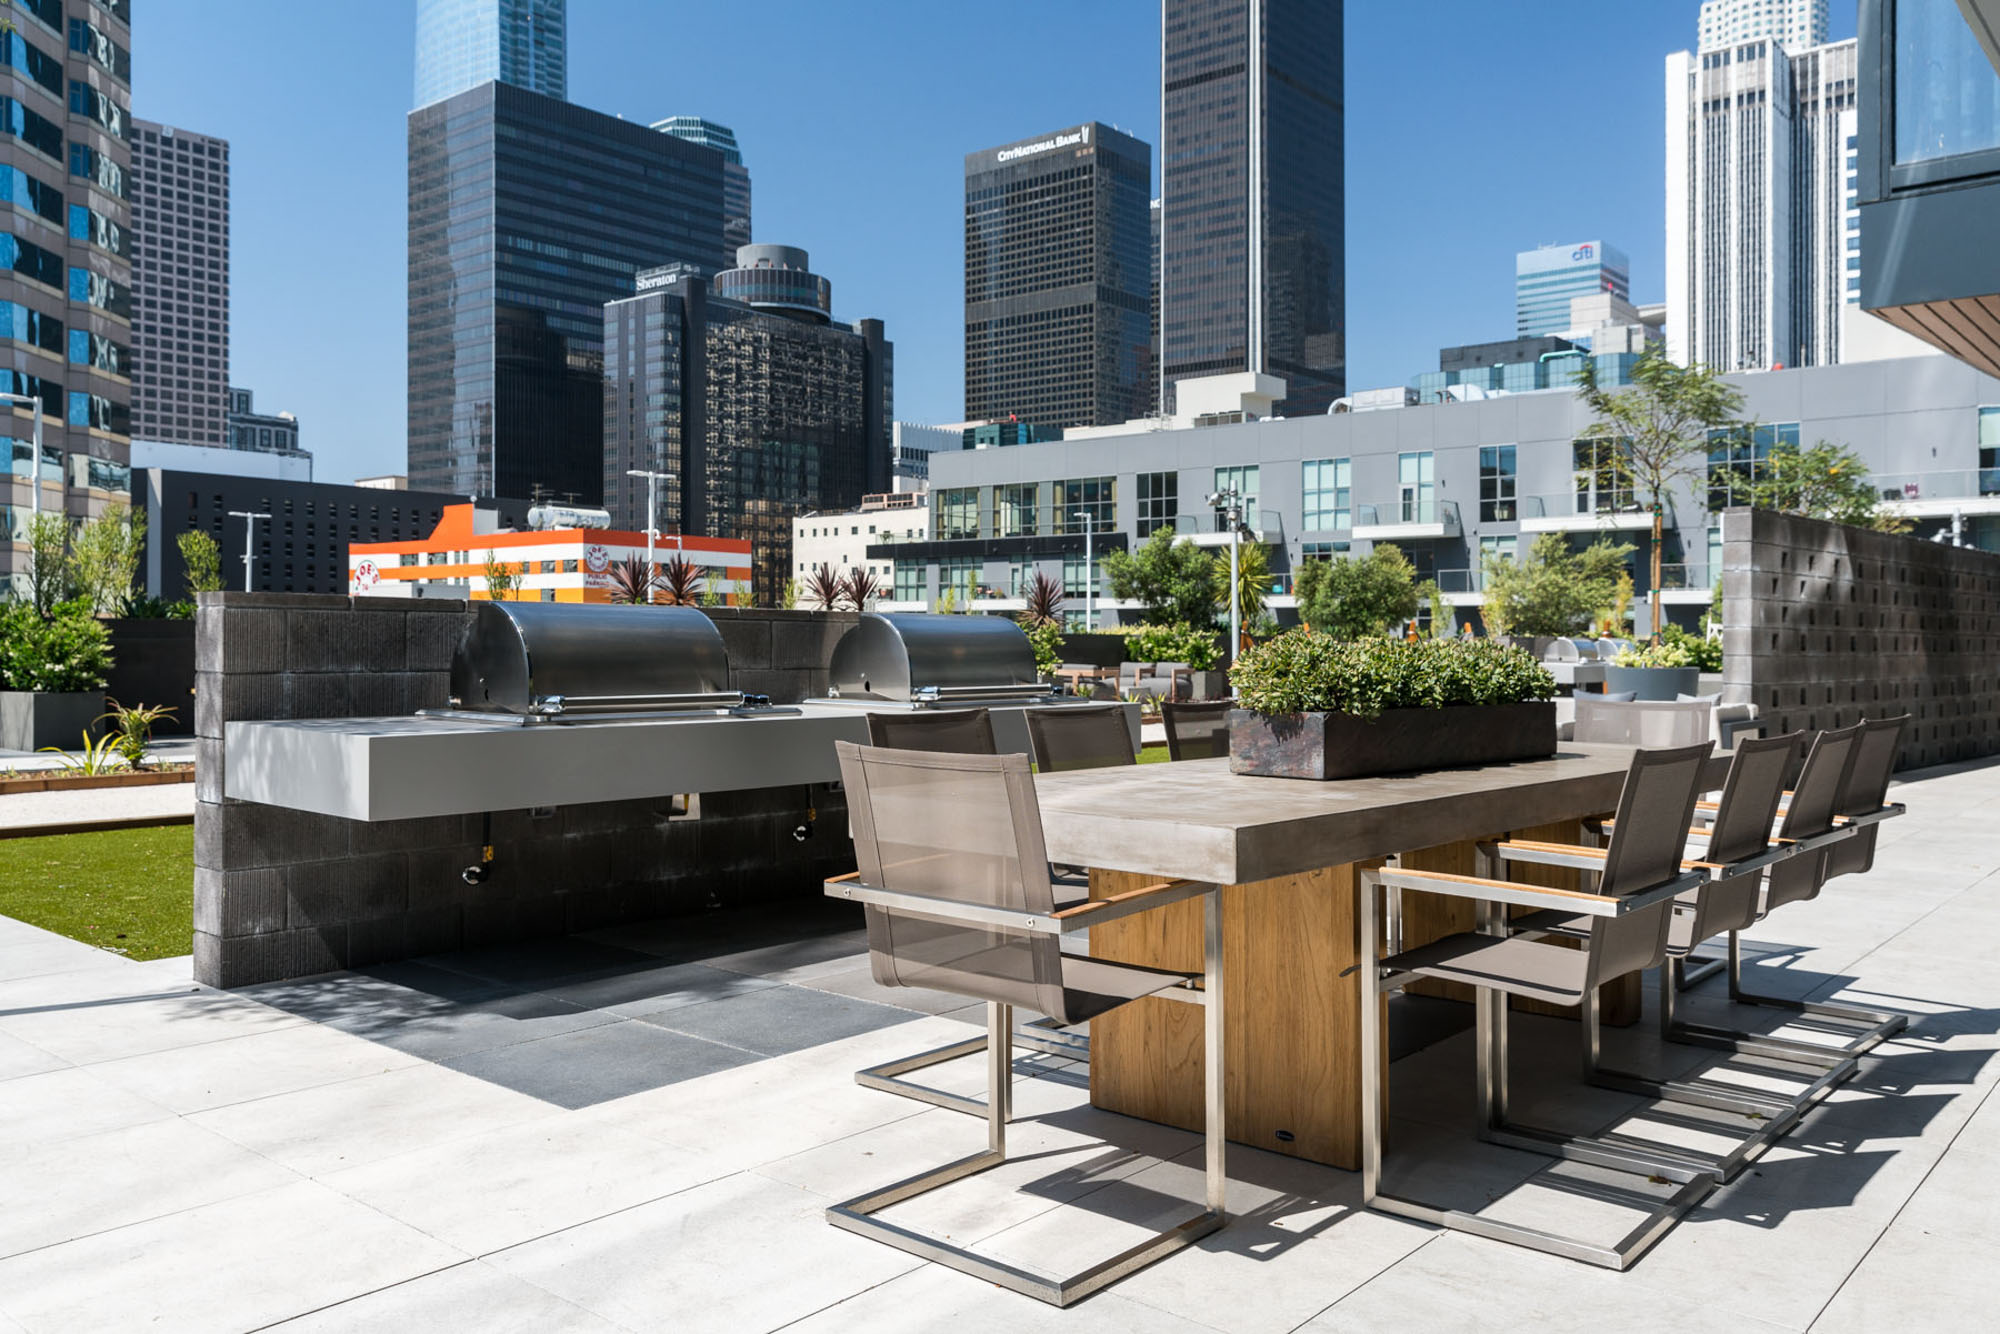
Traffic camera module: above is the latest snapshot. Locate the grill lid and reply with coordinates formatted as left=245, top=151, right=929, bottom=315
left=449, top=601, right=735, bottom=717
left=828, top=612, right=1042, bottom=702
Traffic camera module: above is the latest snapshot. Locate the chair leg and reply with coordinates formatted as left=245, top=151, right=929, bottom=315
left=856, top=1014, right=1084, bottom=1117
left=1671, top=932, right=1909, bottom=1063
left=1676, top=951, right=1727, bottom=990
left=1357, top=875, right=1717, bottom=1271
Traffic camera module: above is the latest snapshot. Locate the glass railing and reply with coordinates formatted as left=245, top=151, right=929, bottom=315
left=1867, top=469, right=2000, bottom=502
left=1655, top=563, right=1712, bottom=590
left=1355, top=499, right=1460, bottom=529
left=1432, top=567, right=1483, bottom=594
left=1171, top=508, right=1285, bottom=540
left=1518, top=493, right=1647, bottom=521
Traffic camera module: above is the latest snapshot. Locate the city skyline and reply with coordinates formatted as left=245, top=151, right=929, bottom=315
left=127, top=1, right=1858, bottom=486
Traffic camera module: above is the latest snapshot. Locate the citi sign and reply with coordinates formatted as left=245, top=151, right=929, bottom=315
left=1572, top=244, right=1596, bottom=262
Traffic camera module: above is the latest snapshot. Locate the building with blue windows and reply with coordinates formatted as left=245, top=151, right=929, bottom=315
left=406, top=81, right=729, bottom=506
left=414, top=0, right=566, bottom=108
left=1515, top=242, right=1631, bottom=338
left=2, top=0, right=134, bottom=598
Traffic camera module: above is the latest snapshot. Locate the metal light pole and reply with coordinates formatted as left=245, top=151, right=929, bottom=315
left=626, top=468, right=675, bottom=602
left=1207, top=489, right=1245, bottom=660
left=1071, top=510, right=1094, bottom=631
left=228, top=510, right=270, bottom=591
left=1, top=392, right=47, bottom=595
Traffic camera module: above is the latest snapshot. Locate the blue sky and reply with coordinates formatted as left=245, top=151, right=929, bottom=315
left=133, top=1, right=1855, bottom=485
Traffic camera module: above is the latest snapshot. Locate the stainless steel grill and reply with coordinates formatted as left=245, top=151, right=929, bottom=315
left=827, top=613, right=1052, bottom=706
left=447, top=600, right=742, bottom=721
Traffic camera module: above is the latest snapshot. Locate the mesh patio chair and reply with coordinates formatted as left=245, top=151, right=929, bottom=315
left=854, top=706, right=1083, bottom=1108
left=1162, top=699, right=1233, bottom=760
left=1358, top=742, right=1720, bottom=1269
left=825, top=741, right=1225, bottom=1306
left=1574, top=697, right=1713, bottom=747
left=1491, top=732, right=1851, bottom=1181
left=865, top=707, right=998, bottom=754
left=1024, top=704, right=1137, bottom=774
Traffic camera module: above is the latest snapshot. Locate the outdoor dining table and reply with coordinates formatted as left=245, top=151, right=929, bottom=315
left=1032, top=742, right=1732, bottom=1171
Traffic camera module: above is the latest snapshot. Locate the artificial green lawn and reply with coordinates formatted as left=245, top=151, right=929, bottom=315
left=0, top=825, right=194, bottom=960
left=1137, top=743, right=1172, bottom=764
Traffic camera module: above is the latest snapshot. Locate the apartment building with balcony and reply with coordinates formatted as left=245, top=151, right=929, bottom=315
left=887, top=353, right=2000, bottom=629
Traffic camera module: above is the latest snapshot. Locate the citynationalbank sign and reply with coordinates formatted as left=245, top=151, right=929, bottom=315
left=996, top=126, right=1091, bottom=163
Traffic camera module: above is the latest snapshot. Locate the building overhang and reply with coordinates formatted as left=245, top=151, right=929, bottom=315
left=1179, top=527, right=1282, bottom=548
left=1351, top=518, right=1460, bottom=542
left=1518, top=511, right=1654, bottom=535
left=1882, top=495, right=2000, bottom=519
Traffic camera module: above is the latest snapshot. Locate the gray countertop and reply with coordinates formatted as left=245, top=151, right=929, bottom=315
left=1033, top=743, right=1715, bottom=885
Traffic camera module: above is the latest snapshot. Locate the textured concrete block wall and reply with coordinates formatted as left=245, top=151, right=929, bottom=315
left=1721, top=508, right=2000, bottom=770
left=193, top=593, right=857, bottom=988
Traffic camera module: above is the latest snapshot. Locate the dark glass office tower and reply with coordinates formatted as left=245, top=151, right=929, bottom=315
left=2, top=1, right=135, bottom=598
left=964, top=122, right=1152, bottom=429
left=407, top=82, right=728, bottom=503
left=1160, top=0, right=1344, bottom=415
left=603, top=266, right=890, bottom=608
left=654, top=117, right=751, bottom=252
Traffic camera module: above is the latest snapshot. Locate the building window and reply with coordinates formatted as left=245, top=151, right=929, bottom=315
left=1479, top=534, right=1518, bottom=567
left=994, top=483, right=1038, bottom=538
left=1705, top=422, right=1797, bottom=510
left=1301, top=541, right=1350, bottom=561
left=939, top=557, right=977, bottom=603
left=1980, top=407, right=2000, bottom=496
left=1212, top=466, right=1259, bottom=528
left=1478, top=445, right=1517, bottom=523
left=1136, top=471, right=1178, bottom=537
left=1057, top=477, right=1114, bottom=534
left=1063, top=553, right=1101, bottom=599
left=1575, top=438, right=1638, bottom=514
left=893, top=560, right=925, bottom=603
left=1302, top=458, right=1351, bottom=531
left=1893, top=2, right=2000, bottom=165
left=1397, top=452, right=1434, bottom=523
left=935, top=487, right=979, bottom=540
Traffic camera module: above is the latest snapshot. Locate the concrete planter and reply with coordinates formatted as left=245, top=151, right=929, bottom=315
left=1228, top=702, right=1558, bottom=780
left=1600, top=665, right=1701, bottom=702
left=0, top=691, right=106, bottom=752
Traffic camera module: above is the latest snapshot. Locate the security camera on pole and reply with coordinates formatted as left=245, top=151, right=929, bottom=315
left=626, top=468, right=675, bottom=602
left=1206, top=488, right=1246, bottom=661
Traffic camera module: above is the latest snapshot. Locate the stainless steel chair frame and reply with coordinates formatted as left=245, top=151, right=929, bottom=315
left=825, top=875, right=1226, bottom=1307
left=1358, top=862, right=1720, bottom=1270
left=1492, top=831, right=1862, bottom=1182
left=1671, top=804, right=1909, bottom=1063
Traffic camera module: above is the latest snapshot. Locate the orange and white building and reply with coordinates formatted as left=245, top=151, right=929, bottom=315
left=347, top=504, right=753, bottom=603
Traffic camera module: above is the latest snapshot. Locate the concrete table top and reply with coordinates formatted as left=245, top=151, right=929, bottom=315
left=1034, top=743, right=1724, bottom=885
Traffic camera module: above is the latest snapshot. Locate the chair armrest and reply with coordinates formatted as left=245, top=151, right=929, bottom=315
left=825, top=874, right=1212, bottom=936
left=1491, top=838, right=1608, bottom=872
left=1049, top=878, right=1212, bottom=931
left=1366, top=865, right=1703, bottom=917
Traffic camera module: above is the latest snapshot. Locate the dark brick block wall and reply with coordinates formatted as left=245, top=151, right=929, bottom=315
left=193, top=593, right=858, bottom=987
left=1721, top=508, right=2000, bottom=770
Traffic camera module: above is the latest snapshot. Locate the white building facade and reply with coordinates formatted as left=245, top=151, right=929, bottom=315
left=1697, top=0, right=1828, bottom=52
left=791, top=493, right=930, bottom=607
left=1667, top=33, right=1857, bottom=371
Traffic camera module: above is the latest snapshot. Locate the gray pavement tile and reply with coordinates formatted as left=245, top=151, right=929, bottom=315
left=249, top=971, right=620, bottom=1063
left=418, top=938, right=660, bottom=987
left=638, top=981, right=916, bottom=1057
left=0, top=1065, right=177, bottom=1148
left=443, top=1018, right=761, bottom=1109
left=264, top=1261, right=627, bottom=1333
left=0, top=1029, right=65, bottom=1082
left=532, top=958, right=781, bottom=1015
left=582, top=898, right=864, bottom=964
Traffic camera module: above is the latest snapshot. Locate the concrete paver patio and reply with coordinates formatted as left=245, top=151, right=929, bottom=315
left=1, top=757, right=1997, bottom=1331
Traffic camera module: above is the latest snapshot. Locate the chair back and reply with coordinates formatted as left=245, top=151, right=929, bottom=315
left=836, top=741, right=1065, bottom=1019
left=1575, top=698, right=1711, bottom=747
left=1589, top=741, right=1713, bottom=984
left=1024, top=705, right=1135, bottom=773
left=1162, top=699, right=1233, bottom=760
left=1690, top=731, right=1801, bottom=942
left=1764, top=723, right=1864, bottom=911
left=865, top=707, right=997, bottom=755
left=1825, top=714, right=1909, bottom=879
left=1118, top=661, right=1143, bottom=689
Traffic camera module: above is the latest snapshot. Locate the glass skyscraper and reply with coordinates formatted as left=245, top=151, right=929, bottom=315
left=654, top=117, right=752, bottom=251
left=1160, top=0, right=1345, bottom=416
left=2, top=1, right=135, bottom=598
left=1514, top=241, right=1631, bottom=337
left=413, top=0, right=566, bottom=109
left=963, top=122, right=1152, bottom=429
left=407, top=82, right=728, bottom=503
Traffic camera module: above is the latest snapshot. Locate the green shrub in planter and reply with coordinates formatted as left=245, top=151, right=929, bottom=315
left=1125, top=622, right=1219, bottom=671
left=1658, top=624, right=1722, bottom=673
left=1612, top=641, right=1697, bottom=669
left=1230, top=632, right=1554, bottom=719
left=0, top=600, right=115, bottom=693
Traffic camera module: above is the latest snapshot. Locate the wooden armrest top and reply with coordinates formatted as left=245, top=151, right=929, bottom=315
left=826, top=870, right=862, bottom=884
left=1050, top=878, right=1189, bottom=919
left=1498, top=838, right=1607, bottom=859
left=1384, top=866, right=1620, bottom=907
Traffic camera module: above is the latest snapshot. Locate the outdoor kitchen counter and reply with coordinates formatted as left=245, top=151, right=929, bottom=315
left=1034, top=744, right=1730, bottom=1172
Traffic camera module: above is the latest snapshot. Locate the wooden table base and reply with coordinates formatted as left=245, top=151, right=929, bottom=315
left=1086, top=823, right=1636, bottom=1172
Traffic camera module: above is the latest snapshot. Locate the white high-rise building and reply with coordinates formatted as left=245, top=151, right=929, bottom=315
left=1697, top=0, right=1828, bottom=53
left=1666, top=28, right=1858, bottom=371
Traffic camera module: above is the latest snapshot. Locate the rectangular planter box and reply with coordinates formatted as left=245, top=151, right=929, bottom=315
left=1600, top=665, right=1701, bottom=702
left=1228, top=701, right=1558, bottom=780
left=0, top=692, right=105, bottom=753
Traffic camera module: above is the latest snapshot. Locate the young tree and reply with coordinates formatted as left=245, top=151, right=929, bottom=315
left=1744, top=438, right=1909, bottom=533
left=1482, top=534, right=1633, bottom=640
left=26, top=513, right=73, bottom=617
left=481, top=551, right=520, bottom=601
left=1577, top=346, right=1746, bottom=637
left=1101, top=526, right=1221, bottom=626
left=66, top=502, right=146, bottom=616
left=177, top=529, right=224, bottom=600
left=1292, top=544, right=1420, bottom=639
